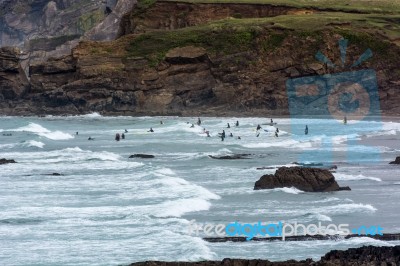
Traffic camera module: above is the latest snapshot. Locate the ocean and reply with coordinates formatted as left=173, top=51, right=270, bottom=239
left=1, top=114, right=400, bottom=265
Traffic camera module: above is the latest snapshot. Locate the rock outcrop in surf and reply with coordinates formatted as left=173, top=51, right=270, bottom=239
left=129, top=154, right=155, bottom=159
left=389, top=156, right=400, bottom=165
left=0, top=158, right=16, bottom=165
left=128, top=245, right=400, bottom=266
left=254, top=167, right=350, bottom=192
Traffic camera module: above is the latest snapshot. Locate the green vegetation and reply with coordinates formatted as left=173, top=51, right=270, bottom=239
left=77, top=9, right=105, bottom=34
left=127, top=22, right=259, bottom=65
left=135, top=0, right=158, bottom=14
left=163, top=0, right=400, bottom=14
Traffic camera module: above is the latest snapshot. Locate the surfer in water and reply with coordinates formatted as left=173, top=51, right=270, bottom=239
left=125, top=129, right=128, bottom=133
left=115, top=133, right=120, bottom=141
left=236, top=121, right=239, bottom=127
left=344, top=116, right=347, bottom=125
left=237, top=136, right=241, bottom=140
left=227, top=123, right=230, bottom=128
left=229, top=133, right=233, bottom=137
left=256, top=124, right=262, bottom=131
left=88, top=137, right=94, bottom=141
left=76, top=132, right=79, bottom=135
left=148, top=128, right=154, bottom=132
left=276, top=128, right=279, bottom=133
left=206, top=131, right=211, bottom=137
left=160, top=121, right=164, bottom=125
left=190, top=124, right=195, bottom=128
left=197, top=118, right=201, bottom=126
left=305, top=125, right=308, bottom=135
left=270, top=118, right=274, bottom=124
left=121, top=133, right=125, bottom=140
left=275, top=131, right=279, bottom=137
left=220, top=130, right=226, bottom=141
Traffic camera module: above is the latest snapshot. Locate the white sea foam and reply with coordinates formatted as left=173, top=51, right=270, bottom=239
left=243, top=139, right=312, bottom=149
left=309, top=213, right=333, bottom=222
left=80, top=112, right=103, bottom=118
left=156, top=198, right=213, bottom=217
left=38, top=131, right=74, bottom=140
left=334, top=173, right=382, bottom=182
left=316, top=203, right=377, bottom=215
left=12, top=123, right=74, bottom=140
left=24, top=140, right=45, bottom=148
left=14, top=123, right=50, bottom=133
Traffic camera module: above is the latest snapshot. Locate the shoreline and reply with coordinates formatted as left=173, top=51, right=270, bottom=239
left=128, top=245, right=400, bottom=266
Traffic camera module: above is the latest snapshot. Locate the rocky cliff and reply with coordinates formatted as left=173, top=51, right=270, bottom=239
left=0, top=0, right=136, bottom=68
left=0, top=0, right=400, bottom=116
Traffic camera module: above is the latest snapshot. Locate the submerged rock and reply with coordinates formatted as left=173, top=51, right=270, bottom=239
left=209, top=154, right=252, bottom=160
left=129, top=154, right=155, bottom=159
left=254, top=167, right=350, bottom=192
left=129, top=246, right=400, bottom=265
left=0, top=158, right=16, bottom=165
left=389, top=156, right=400, bottom=164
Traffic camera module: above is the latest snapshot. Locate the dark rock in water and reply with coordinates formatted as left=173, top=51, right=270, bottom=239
left=204, top=233, right=400, bottom=243
left=319, top=245, right=400, bottom=265
left=43, top=173, right=63, bottom=176
left=0, top=158, right=16, bottom=165
left=129, top=245, right=400, bottom=265
left=209, top=154, right=252, bottom=160
left=256, top=166, right=276, bottom=170
left=254, top=167, right=349, bottom=192
left=129, top=154, right=155, bottom=159
left=389, top=156, right=400, bottom=164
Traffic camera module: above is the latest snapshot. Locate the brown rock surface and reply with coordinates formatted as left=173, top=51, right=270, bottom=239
left=254, top=167, right=349, bottom=192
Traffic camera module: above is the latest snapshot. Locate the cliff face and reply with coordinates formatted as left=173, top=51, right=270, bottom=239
left=0, top=1, right=400, bottom=116
left=118, top=1, right=308, bottom=36
left=0, top=0, right=135, bottom=62
left=0, top=47, right=29, bottom=107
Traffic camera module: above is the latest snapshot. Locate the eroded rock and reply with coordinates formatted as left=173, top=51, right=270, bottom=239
left=254, top=167, right=349, bottom=192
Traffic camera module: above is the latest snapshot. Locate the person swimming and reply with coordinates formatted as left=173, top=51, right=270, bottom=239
left=121, top=133, right=125, bottom=140
left=220, top=130, right=226, bottom=141
left=256, top=124, right=261, bottom=131
left=305, top=125, right=308, bottom=135
left=115, top=133, right=120, bottom=141
left=236, top=121, right=239, bottom=127
left=227, top=123, right=230, bottom=128
left=148, top=128, right=154, bottom=132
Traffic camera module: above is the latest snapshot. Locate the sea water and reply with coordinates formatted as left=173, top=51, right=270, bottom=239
left=0, top=114, right=400, bottom=265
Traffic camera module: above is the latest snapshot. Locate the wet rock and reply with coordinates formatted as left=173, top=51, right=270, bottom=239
left=0, top=158, right=16, bottom=165
left=389, top=156, right=400, bottom=164
left=254, top=167, right=349, bottom=192
left=128, top=245, right=400, bottom=265
left=129, top=154, right=155, bottom=159
left=209, top=154, right=252, bottom=160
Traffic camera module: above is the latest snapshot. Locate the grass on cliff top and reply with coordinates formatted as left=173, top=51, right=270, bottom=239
left=125, top=12, right=400, bottom=58
left=162, top=0, right=400, bottom=14
left=82, top=12, right=399, bottom=66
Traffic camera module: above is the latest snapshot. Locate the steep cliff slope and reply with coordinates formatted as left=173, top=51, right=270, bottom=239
left=1, top=0, right=400, bottom=116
